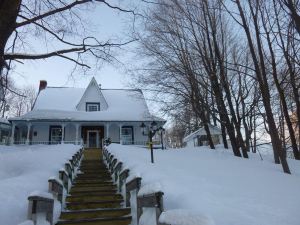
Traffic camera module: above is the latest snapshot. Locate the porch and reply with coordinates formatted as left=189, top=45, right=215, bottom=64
left=9, top=121, right=152, bottom=147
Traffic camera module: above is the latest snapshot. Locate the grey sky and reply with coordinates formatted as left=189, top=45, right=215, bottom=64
left=11, top=1, right=139, bottom=90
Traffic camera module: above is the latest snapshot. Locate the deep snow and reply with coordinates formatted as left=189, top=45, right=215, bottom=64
left=107, top=144, right=300, bottom=225
left=0, top=144, right=79, bottom=225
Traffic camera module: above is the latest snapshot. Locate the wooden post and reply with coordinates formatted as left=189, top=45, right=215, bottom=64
left=125, top=177, right=142, bottom=207
left=59, top=169, right=69, bottom=192
left=137, top=192, right=164, bottom=225
left=69, top=159, right=75, bottom=170
left=113, top=162, right=123, bottom=182
left=126, top=177, right=142, bottom=225
left=119, top=169, right=129, bottom=193
left=48, top=178, right=63, bottom=203
left=28, top=194, right=54, bottom=225
left=109, top=158, right=117, bottom=173
left=65, top=163, right=73, bottom=181
left=108, top=154, right=114, bottom=165
left=72, top=155, right=78, bottom=166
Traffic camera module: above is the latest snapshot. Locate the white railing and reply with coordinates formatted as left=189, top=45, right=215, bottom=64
left=11, top=141, right=82, bottom=145
left=120, top=140, right=162, bottom=146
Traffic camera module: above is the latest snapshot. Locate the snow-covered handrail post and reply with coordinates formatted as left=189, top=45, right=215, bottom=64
left=64, top=163, right=73, bottom=181
left=103, top=148, right=109, bottom=160
left=72, top=155, right=78, bottom=167
left=126, top=177, right=142, bottom=207
left=137, top=192, right=164, bottom=225
left=27, top=193, right=54, bottom=225
left=109, top=158, right=117, bottom=173
left=119, top=169, right=129, bottom=192
left=48, top=178, right=63, bottom=203
left=59, top=169, right=69, bottom=192
left=108, top=154, right=114, bottom=166
left=126, top=177, right=142, bottom=225
left=112, top=161, right=123, bottom=182
left=69, top=158, right=75, bottom=170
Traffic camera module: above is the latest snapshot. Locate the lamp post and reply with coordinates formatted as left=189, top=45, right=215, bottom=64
left=140, top=121, right=164, bottom=163
left=158, top=126, right=165, bottom=150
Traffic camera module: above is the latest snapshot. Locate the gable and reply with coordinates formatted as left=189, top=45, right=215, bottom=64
left=23, top=77, right=166, bottom=122
left=76, top=78, right=108, bottom=111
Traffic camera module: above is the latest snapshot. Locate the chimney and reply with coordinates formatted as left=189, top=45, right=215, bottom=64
left=39, top=80, right=47, bottom=92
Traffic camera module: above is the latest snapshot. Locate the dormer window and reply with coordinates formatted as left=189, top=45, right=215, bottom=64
left=86, top=102, right=100, bottom=112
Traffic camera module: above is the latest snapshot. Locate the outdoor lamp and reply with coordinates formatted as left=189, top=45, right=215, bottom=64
left=140, top=122, right=146, bottom=135
left=150, top=121, right=157, bottom=131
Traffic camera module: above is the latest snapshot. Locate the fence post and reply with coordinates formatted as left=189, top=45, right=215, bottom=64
left=48, top=178, right=63, bottom=203
left=119, top=169, right=129, bottom=193
left=112, top=162, right=123, bottom=182
left=59, top=169, right=69, bottom=192
left=109, top=158, right=117, bottom=173
left=64, top=163, right=73, bottom=181
left=125, top=177, right=142, bottom=225
left=28, top=193, right=54, bottom=225
left=137, top=192, right=164, bottom=225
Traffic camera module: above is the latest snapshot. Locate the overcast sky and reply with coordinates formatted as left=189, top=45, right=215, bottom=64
left=11, top=1, right=141, bottom=90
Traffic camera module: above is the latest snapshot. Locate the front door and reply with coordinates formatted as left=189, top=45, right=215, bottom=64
left=87, top=130, right=99, bottom=148
left=121, top=126, right=133, bottom=145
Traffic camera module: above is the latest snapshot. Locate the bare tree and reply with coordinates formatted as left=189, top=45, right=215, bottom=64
left=0, top=0, right=136, bottom=81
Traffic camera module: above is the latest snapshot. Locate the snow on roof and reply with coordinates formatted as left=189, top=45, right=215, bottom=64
left=0, top=118, right=10, bottom=125
left=183, top=125, right=221, bottom=142
left=10, top=87, right=165, bottom=122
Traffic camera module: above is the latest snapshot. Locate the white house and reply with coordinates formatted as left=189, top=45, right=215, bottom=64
left=183, top=125, right=222, bottom=147
left=9, top=77, right=165, bottom=148
left=0, top=118, right=11, bottom=145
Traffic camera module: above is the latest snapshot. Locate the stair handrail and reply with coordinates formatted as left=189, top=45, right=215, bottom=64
left=112, top=161, right=123, bottom=182
left=24, top=148, right=82, bottom=225
left=137, top=191, right=164, bottom=225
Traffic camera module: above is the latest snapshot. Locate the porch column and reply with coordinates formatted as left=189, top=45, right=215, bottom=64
left=10, top=123, right=15, bottom=145
left=26, top=123, right=31, bottom=145
left=75, top=123, right=80, bottom=145
left=106, top=123, right=110, bottom=139
left=119, top=124, right=123, bottom=144
left=61, top=123, right=65, bottom=144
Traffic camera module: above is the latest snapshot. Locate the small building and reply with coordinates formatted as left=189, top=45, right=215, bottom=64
left=183, top=125, right=222, bottom=147
left=0, top=118, right=11, bottom=145
left=9, top=77, right=165, bottom=148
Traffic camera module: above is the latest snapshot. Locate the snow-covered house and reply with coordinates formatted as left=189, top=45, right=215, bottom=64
left=183, top=125, right=222, bottom=147
left=9, top=77, right=165, bottom=147
left=0, top=118, right=11, bottom=144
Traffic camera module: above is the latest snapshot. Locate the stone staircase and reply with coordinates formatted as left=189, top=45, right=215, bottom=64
left=56, top=148, right=132, bottom=225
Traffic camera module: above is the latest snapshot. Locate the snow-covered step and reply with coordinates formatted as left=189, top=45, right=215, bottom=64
left=60, top=208, right=131, bottom=220
left=56, top=148, right=131, bottom=225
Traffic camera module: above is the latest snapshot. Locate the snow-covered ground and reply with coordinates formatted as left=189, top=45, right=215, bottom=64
left=107, top=144, right=300, bottom=225
left=0, top=144, right=79, bottom=225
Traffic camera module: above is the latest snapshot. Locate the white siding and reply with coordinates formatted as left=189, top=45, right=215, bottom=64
left=77, top=80, right=108, bottom=111
left=64, top=125, right=77, bottom=142
left=133, top=125, right=148, bottom=144
left=32, top=125, right=49, bottom=142
left=108, top=124, right=120, bottom=143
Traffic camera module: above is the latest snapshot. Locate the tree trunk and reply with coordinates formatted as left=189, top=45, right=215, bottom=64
left=221, top=123, right=228, bottom=149
left=0, top=0, right=21, bottom=71
left=235, top=0, right=290, bottom=173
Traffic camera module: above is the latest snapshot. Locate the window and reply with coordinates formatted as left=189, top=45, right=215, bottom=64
left=50, top=126, right=62, bottom=144
left=86, top=103, right=100, bottom=112
left=121, top=126, right=133, bottom=145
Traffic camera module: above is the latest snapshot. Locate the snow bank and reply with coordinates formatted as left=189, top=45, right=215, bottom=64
left=159, top=210, right=215, bottom=225
left=0, top=144, right=79, bottom=225
left=107, top=144, right=300, bottom=225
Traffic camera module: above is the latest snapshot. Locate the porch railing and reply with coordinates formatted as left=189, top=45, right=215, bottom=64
left=120, top=140, right=161, bottom=146
left=11, top=141, right=81, bottom=145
